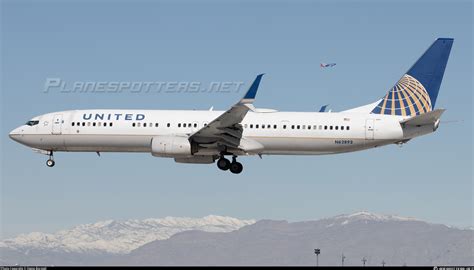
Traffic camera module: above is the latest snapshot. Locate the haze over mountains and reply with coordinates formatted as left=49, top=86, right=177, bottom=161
left=1, top=212, right=472, bottom=266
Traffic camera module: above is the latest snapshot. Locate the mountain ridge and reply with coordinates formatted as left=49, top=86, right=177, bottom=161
left=1, top=212, right=472, bottom=266
left=0, top=215, right=256, bottom=254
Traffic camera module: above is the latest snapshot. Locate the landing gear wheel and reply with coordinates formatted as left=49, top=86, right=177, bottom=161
left=229, top=162, right=243, bottom=174
left=217, top=158, right=230, bottom=171
left=46, top=159, right=55, bottom=167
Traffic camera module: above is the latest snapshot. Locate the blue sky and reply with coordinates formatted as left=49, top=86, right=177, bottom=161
left=1, top=0, right=472, bottom=238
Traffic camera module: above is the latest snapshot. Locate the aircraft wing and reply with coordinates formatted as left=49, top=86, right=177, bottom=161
left=189, top=74, right=264, bottom=151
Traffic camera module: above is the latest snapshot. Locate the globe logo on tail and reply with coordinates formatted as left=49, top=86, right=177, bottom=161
left=371, top=74, right=432, bottom=116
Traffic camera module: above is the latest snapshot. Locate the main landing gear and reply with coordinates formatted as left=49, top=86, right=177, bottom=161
left=46, top=151, right=55, bottom=167
left=217, top=155, right=243, bottom=174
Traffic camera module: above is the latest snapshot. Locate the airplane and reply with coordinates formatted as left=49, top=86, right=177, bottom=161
left=320, top=63, right=336, bottom=68
left=9, top=38, right=453, bottom=174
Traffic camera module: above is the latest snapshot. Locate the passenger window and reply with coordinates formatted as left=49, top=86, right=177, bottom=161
left=155, top=123, right=159, bottom=127
left=335, top=126, right=338, bottom=130
left=273, top=125, right=277, bottom=129
left=144, top=123, right=147, bottom=127
left=250, top=124, right=253, bottom=128
left=82, top=122, right=85, bottom=126
left=324, top=125, right=327, bottom=130
left=110, top=123, right=113, bottom=127
left=313, top=125, right=317, bottom=130
left=291, top=125, right=295, bottom=129
left=137, top=123, right=141, bottom=127
left=167, top=123, right=170, bottom=127
left=308, top=125, right=311, bottom=130
left=132, top=123, right=136, bottom=127
left=93, top=122, right=96, bottom=127
left=319, top=125, right=322, bottom=130
left=283, top=125, right=286, bottom=129
left=183, top=123, right=186, bottom=127
left=256, top=124, right=259, bottom=128
left=262, top=125, right=265, bottom=129
left=72, top=122, right=75, bottom=126
left=347, top=126, right=350, bottom=130
left=302, top=125, right=305, bottom=129
left=178, top=123, right=181, bottom=128
left=330, top=126, right=333, bottom=130
left=194, top=123, right=197, bottom=128
left=297, top=125, right=300, bottom=129
left=87, top=122, right=91, bottom=126
left=340, top=126, right=344, bottom=130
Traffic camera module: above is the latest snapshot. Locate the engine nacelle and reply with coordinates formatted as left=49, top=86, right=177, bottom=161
left=151, top=136, right=192, bottom=157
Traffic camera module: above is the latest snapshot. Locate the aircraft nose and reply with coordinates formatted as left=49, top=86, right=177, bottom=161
left=9, top=127, right=22, bottom=141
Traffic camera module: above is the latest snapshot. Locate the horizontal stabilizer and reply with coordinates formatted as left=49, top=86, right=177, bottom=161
left=400, top=109, right=446, bottom=126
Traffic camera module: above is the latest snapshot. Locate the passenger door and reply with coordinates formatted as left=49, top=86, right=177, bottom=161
left=52, top=114, right=63, bottom=135
left=365, top=119, right=375, bottom=140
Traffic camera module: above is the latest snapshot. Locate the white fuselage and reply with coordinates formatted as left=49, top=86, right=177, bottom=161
left=9, top=109, right=425, bottom=158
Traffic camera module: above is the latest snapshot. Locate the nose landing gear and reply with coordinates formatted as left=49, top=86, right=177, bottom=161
left=46, top=151, right=55, bottom=167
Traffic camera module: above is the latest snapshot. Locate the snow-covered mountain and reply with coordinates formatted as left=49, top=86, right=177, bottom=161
left=1, top=212, right=472, bottom=266
left=0, top=215, right=255, bottom=254
left=324, top=211, right=421, bottom=226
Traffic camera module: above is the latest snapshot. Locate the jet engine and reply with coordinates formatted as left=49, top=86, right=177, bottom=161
left=151, top=136, right=192, bottom=157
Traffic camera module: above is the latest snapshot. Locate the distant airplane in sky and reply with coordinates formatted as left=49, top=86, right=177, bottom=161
left=10, top=38, right=453, bottom=174
left=320, top=62, right=336, bottom=68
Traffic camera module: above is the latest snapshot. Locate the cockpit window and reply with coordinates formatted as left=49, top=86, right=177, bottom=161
left=25, top=120, right=39, bottom=126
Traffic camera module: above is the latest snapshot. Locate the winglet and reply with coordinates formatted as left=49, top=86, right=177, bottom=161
left=319, top=104, right=329, bottom=112
left=240, top=74, right=264, bottom=103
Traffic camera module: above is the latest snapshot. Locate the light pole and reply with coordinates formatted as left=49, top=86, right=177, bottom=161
left=362, top=257, right=367, bottom=267
left=382, top=260, right=386, bottom=267
left=342, top=253, right=346, bottom=266
left=314, top=249, right=320, bottom=267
